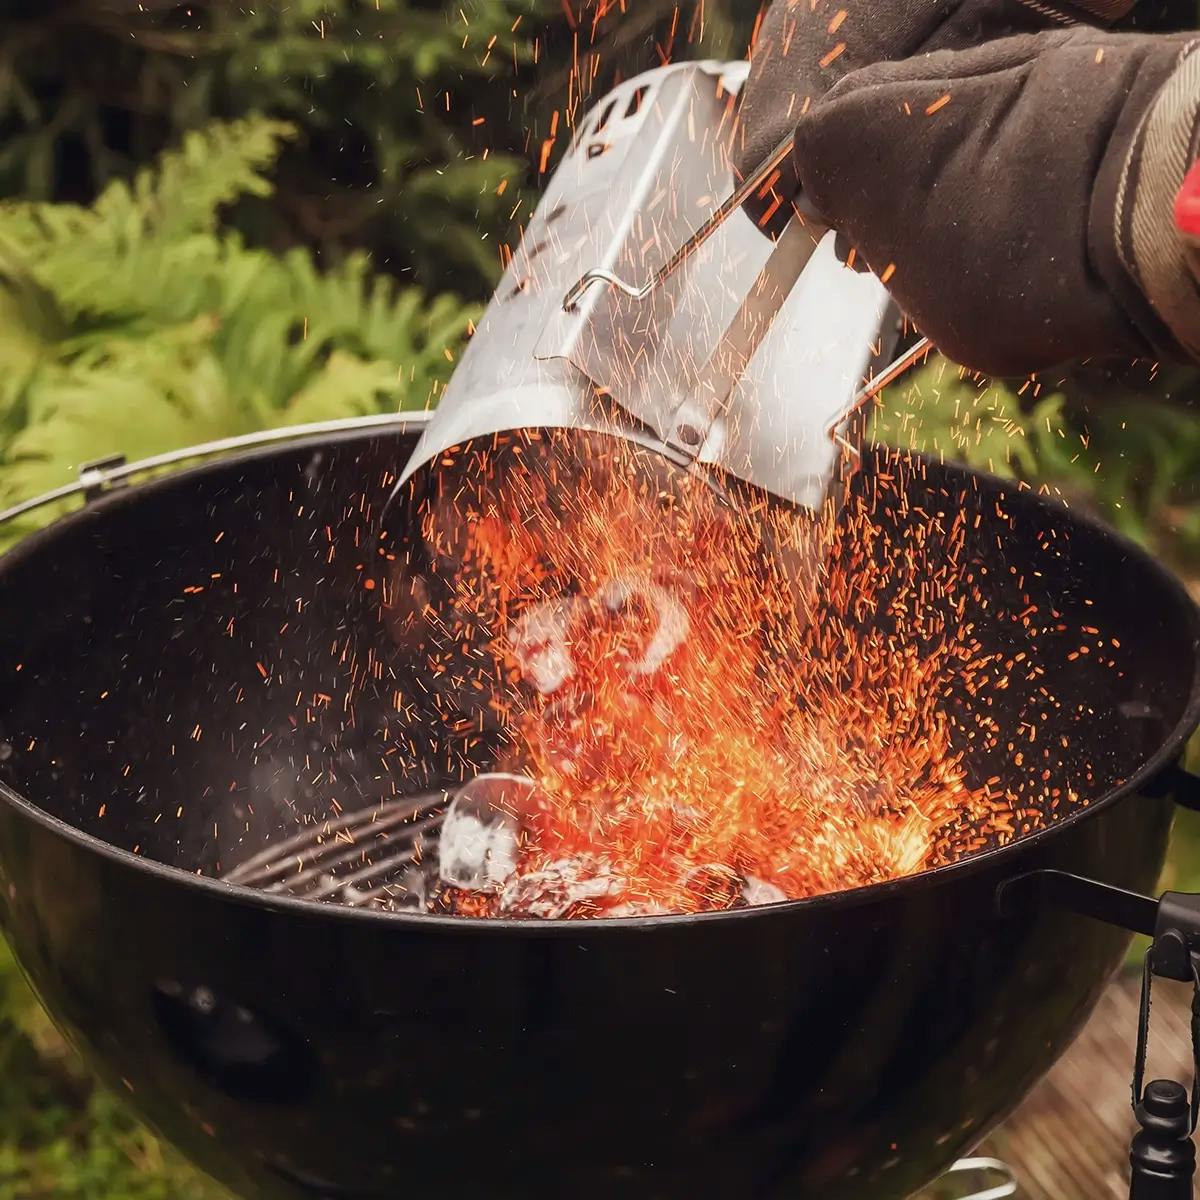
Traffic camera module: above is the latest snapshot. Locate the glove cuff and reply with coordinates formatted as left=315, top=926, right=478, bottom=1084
left=1094, top=38, right=1200, bottom=363
left=1061, top=0, right=1134, bottom=21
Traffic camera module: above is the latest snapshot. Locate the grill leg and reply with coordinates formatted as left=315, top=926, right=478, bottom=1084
left=1130, top=1080, right=1196, bottom=1199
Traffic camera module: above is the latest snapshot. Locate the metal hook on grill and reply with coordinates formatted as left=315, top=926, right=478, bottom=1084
left=939, top=1156, right=1018, bottom=1200
left=828, top=335, right=934, bottom=458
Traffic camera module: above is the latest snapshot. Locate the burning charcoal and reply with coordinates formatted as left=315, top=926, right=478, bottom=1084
left=508, top=598, right=584, bottom=695
left=741, top=875, right=788, bottom=908
left=681, top=863, right=746, bottom=912
left=851, top=778, right=890, bottom=816
left=438, top=774, right=540, bottom=894
left=497, top=855, right=627, bottom=919
left=596, top=576, right=689, bottom=676
left=429, top=884, right=498, bottom=918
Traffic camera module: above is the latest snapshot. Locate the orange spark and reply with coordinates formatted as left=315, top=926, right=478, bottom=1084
left=819, top=42, right=846, bottom=68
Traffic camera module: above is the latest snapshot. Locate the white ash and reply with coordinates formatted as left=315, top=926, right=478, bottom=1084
left=507, top=597, right=583, bottom=695
left=603, top=900, right=673, bottom=918
left=506, top=575, right=691, bottom=699
left=741, top=875, right=787, bottom=906
left=498, top=854, right=627, bottom=919
left=597, top=576, right=689, bottom=676
left=438, top=774, right=540, bottom=894
left=388, top=864, right=430, bottom=910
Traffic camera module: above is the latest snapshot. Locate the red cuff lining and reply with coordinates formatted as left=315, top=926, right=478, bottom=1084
left=1173, top=158, right=1200, bottom=240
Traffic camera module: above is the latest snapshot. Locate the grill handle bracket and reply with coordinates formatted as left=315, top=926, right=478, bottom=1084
left=996, top=869, right=1159, bottom=939
left=996, top=763, right=1200, bottom=1200
left=995, top=870, right=1200, bottom=984
left=998, top=869, right=1200, bottom=1198
left=995, top=763, right=1200, bottom=980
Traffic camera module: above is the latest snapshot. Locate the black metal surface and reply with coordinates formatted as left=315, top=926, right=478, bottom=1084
left=997, top=871, right=1162, bottom=936
left=1130, top=1081, right=1196, bottom=1199
left=0, top=429, right=1198, bottom=1200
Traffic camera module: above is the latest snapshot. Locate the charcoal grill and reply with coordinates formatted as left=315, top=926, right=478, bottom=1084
left=2, top=414, right=1200, bottom=1200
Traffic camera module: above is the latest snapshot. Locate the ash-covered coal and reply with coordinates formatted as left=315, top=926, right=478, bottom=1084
left=436, top=773, right=536, bottom=893
left=497, top=854, right=628, bottom=918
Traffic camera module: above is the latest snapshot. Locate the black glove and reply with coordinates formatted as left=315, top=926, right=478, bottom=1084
left=736, top=1, right=1200, bottom=375
left=799, top=30, right=1200, bottom=374
left=735, top=0, right=1085, bottom=223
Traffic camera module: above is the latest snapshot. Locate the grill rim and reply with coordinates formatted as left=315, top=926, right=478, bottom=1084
left=1, top=423, right=1197, bottom=936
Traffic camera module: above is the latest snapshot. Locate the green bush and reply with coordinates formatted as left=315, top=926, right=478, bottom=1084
left=873, top=355, right=1200, bottom=565
left=0, top=115, right=475, bottom=546
left=0, top=1, right=757, bottom=300
left=0, top=0, right=549, bottom=297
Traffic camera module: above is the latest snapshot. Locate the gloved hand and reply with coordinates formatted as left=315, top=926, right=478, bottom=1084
left=736, top=0, right=1079, bottom=226
left=736, top=0, right=1200, bottom=376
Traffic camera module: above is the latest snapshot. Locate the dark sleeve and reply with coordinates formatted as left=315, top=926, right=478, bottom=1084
left=1093, top=37, right=1200, bottom=362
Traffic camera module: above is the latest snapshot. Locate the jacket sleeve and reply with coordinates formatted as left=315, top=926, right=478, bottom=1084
left=1103, top=38, right=1200, bottom=362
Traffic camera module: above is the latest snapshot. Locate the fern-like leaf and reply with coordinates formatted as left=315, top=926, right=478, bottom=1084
left=0, top=116, right=473, bottom=540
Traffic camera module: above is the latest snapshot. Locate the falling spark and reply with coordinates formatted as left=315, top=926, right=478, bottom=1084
left=819, top=42, right=846, bottom=68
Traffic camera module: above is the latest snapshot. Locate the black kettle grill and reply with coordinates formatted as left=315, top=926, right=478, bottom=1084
left=1, top=414, right=1200, bottom=1200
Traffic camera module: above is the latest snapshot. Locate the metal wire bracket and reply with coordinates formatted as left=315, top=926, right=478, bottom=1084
left=561, top=130, right=799, bottom=313
left=830, top=336, right=933, bottom=460
left=1127, top=948, right=1200, bottom=1196
left=1132, top=949, right=1200, bottom=1125
left=940, top=1156, right=1018, bottom=1200
left=79, top=454, right=128, bottom=503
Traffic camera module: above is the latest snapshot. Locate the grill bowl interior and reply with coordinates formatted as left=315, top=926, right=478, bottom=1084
left=0, top=428, right=1189, bottom=885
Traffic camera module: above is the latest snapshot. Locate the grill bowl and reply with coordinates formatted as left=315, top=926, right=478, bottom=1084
left=0, top=418, right=1197, bottom=1200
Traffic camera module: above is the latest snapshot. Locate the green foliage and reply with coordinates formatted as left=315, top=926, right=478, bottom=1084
left=0, top=0, right=553, bottom=297
left=0, top=1, right=770, bottom=300
left=0, top=116, right=474, bottom=544
left=872, top=355, right=1200, bottom=563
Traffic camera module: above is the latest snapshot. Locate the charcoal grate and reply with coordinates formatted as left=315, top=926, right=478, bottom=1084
left=221, top=793, right=445, bottom=909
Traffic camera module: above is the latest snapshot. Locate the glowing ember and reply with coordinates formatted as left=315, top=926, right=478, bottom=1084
left=384, top=428, right=1071, bottom=917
